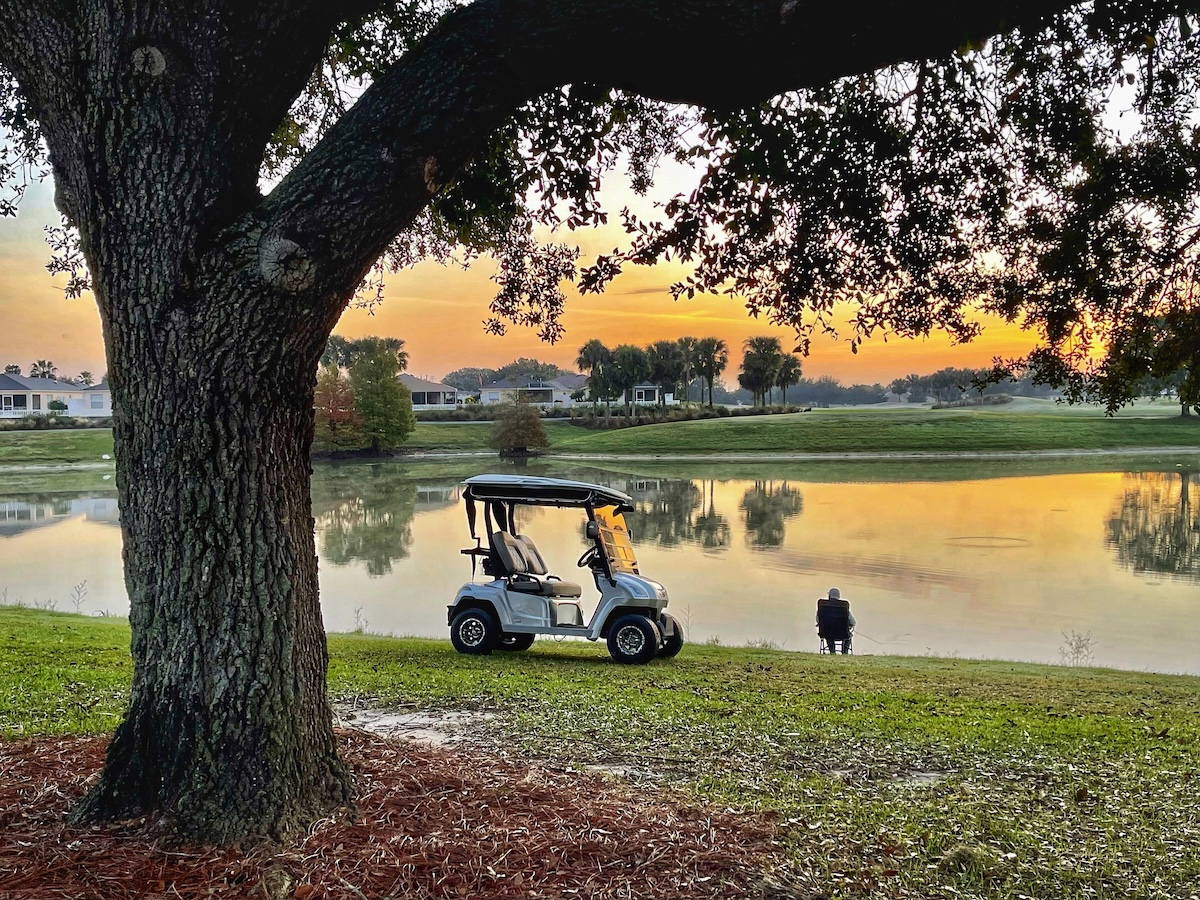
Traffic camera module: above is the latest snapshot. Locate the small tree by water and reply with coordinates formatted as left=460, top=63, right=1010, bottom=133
left=489, top=402, right=550, bottom=456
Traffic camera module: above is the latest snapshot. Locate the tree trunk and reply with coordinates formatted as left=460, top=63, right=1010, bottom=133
left=17, top=4, right=354, bottom=842
left=71, top=331, right=352, bottom=841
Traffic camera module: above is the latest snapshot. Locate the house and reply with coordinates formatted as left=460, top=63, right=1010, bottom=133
left=478, top=374, right=588, bottom=407
left=629, top=383, right=678, bottom=406
left=0, top=375, right=113, bottom=419
left=398, top=374, right=458, bottom=410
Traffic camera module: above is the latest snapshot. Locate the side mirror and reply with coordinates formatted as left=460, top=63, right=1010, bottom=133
left=584, top=521, right=599, bottom=540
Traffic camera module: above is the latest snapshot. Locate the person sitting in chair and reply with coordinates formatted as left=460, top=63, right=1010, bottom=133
left=816, top=587, right=855, bottom=654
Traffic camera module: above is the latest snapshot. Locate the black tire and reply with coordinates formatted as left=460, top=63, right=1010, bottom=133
left=657, top=613, right=685, bottom=659
left=498, top=633, right=536, bottom=652
left=606, top=614, right=660, bottom=665
left=450, top=608, right=499, bottom=655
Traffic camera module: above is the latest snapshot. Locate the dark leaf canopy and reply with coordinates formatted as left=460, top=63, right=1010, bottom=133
left=2, top=0, right=1200, bottom=404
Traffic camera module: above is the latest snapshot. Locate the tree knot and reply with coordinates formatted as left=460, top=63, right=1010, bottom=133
left=423, top=157, right=440, bottom=194
left=259, top=234, right=316, bottom=293
left=131, top=46, right=167, bottom=77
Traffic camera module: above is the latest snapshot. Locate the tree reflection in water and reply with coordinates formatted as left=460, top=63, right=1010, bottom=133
left=311, top=466, right=431, bottom=577
left=740, top=480, right=803, bottom=547
left=624, top=478, right=701, bottom=547
left=1106, top=471, right=1200, bottom=582
left=694, top=480, right=731, bottom=551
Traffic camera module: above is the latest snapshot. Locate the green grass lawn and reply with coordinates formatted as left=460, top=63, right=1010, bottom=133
left=4, top=404, right=1200, bottom=469
left=3, top=607, right=1197, bottom=899
left=0, top=428, right=115, bottom=466
left=547, top=406, right=1200, bottom=454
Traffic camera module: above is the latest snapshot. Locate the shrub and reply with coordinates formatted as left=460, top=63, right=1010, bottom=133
left=489, top=401, right=550, bottom=455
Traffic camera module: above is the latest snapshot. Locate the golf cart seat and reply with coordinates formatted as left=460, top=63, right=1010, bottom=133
left=817, top=598, right=853, bottom=654
left=492, top=532, right=583, bottom=598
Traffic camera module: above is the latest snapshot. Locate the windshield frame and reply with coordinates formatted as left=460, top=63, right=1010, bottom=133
left=589, top=503, right=639, bottom=576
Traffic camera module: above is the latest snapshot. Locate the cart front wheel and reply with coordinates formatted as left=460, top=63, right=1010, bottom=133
left=607, top=615, right=660, bottom=665
left=450, top=608, right=499, bottom=655
left=498, top=633, right=536, bottom=652
left=657, top=614, right=685, bottom=659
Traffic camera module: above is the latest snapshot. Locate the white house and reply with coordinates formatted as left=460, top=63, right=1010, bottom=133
left=398, top=374, right=458, bottom=410
left=479, top=374, right=588, bottom=407
left=0, top=374, right=113, bottom=419
left=629, top=383, right=678, bottom=405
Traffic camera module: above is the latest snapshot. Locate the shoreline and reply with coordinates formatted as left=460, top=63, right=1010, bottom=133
left=6, top=444, right=1197, bottom=474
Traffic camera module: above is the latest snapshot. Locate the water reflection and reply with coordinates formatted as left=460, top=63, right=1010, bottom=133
left=4, top=461, right=1200, bottom=673
left=694, top=480, right=731, bottom=551
left=740, top=481, right=803, bottom=547
left=624, top=478, right=701, bottom=547
left=312, top=467, right=447, bottom=577
left=1106, top=471, right=1200, bottom=583
left=0, top=495, right=119, bottom=537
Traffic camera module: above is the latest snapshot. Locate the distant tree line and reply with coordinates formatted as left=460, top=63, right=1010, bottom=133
left=889, top=367, right=1062, bottom=403
left=574, top=337, right=734, bottom=412
left=441, top=358, right=570, bottom=392
left=3, top=360, right=102, bottom=385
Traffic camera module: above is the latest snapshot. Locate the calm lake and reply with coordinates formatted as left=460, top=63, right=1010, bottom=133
left=3, top=456, right=1198, bottom=674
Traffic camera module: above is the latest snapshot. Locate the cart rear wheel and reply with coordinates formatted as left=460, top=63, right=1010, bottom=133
left=657, top=614, right=685, bottom=659
left=498, top=633, right=535, bottom=652
left=607, top=615, right=660, bottom=665
left=450, top=608, right=499, bottom=655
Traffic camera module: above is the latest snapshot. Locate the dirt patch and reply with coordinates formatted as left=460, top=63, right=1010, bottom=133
left=335, top=705, right=490, bottom=747
left=0, top=732, right=778, bottom=899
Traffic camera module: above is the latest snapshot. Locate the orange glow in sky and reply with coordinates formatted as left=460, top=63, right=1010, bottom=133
left=0, top=174, right=1040, bottom=385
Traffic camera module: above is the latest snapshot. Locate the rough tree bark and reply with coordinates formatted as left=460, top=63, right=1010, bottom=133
left=0, top=0, right=1077, bottom=842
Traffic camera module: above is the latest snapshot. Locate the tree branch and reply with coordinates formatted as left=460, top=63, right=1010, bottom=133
left=0, top=1, right=75, bottom=77
left=248, top=0, right=1079, bottom=310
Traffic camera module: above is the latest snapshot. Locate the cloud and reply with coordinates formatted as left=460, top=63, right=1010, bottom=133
left=614, top=285, right=676, bottom=296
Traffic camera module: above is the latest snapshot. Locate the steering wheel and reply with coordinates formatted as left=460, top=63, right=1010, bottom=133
left=577, top=545, right=600, bottom=568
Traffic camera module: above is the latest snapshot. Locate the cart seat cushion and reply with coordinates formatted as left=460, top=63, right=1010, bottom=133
left=508, top=576, right=583, bottom=598
left=491, top=532, right=581, bottom=597
left=515, top=535, right=549, bottom=576
left=492, top=532, right=528, bottom=576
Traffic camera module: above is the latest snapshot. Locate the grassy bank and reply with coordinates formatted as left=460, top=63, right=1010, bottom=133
left=544, top=406, right=1200, bottom=455
left=3, top=608, right=1196, bottom=899
left=0, top=429, right=115, bottom=466
left=5, top=403, right=1200, bottom=467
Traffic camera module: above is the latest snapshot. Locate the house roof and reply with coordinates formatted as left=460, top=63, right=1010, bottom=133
left=480, top=377, right=522, bottom=390
left=0, top=374, right=82, bottom=392
left=549, top=373, right=588, bottom=390
left=398, top=374, right=457, bottom=393
left=481, top=374, right=587, bottom=391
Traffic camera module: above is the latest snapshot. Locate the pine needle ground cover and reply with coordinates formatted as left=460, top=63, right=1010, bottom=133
left=3, top=609, right=1199, bottom=899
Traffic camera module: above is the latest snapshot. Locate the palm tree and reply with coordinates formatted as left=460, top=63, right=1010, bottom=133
left=609, top=344, right=650, bottom=415
left=646, top=340, right=685, bottom=406
left=575, top=339, right=611, bottom=410
left=776, top=355, right=802, bottom=404
left=29, top=360, right=57, bottom=380
left=739, top=337, right=784, bottom=406
left=693, top=337, right=729, bottom=408
left=77, top=371, right=95, bottom=386
left=676, top=336, right=698, bottom=405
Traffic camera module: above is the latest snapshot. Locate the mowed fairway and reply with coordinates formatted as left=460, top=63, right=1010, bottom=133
left=4, top=401, right=1200, bottom=461
left=548, top=403, right=1200, bottom=455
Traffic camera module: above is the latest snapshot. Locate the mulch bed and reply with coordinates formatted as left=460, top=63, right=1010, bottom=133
left=0, top=730, right=780, bottom=899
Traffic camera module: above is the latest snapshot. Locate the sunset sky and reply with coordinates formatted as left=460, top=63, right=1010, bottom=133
left=0, top=168, right=1041, bottom=386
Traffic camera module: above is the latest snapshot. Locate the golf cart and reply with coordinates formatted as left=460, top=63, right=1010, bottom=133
left=447, top=474, right=684, bottom=664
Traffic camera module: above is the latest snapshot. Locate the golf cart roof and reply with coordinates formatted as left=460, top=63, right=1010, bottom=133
left=462, top=474, right=633, bottom=510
